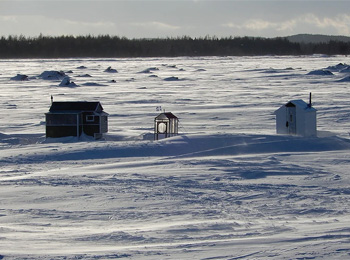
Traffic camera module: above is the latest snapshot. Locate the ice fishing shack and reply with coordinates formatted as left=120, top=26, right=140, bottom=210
left=45, top=101, right=108, bottom=139
left=154, top=112, right=179, bottom=140
left=274, top=94, right=317, bottom=137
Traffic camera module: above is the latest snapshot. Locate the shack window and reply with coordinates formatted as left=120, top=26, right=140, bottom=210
left=86, top=115, right=95, bottom=122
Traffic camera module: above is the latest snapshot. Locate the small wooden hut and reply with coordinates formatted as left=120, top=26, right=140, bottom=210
left=45, top=101, right=108, bottom=139
left=154, top=112, right=178, bottom=140
left=274, top=95, right=317, bottom=137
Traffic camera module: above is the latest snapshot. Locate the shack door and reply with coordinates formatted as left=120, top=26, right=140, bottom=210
left=286, top=103, right=296, bottom=135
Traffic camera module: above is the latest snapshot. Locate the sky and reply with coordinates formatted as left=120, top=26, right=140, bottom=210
left=0, top=0, right=349, bottom=39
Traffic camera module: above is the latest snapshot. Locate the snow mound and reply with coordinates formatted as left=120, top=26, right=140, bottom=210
left=339, top=66, right=350, bottom=73
left=337, top=76, right=350, bottom=82
left=138, top=67, right=159, bottom=73
left=59, top=77, right=77, bottom=87
left=76, top=74, right=92, bottom=78
left=164, top=76, right=180, bottom=81
left=104, top=66, right=118, bottom=73
left=163, top=64, right=177, bottom=68
left=10, top=74, right=28, bottom=81
left=307, top=69, right=333, bottom=76
left=326, top=63, right=349, bottom=71
left=82, top=82, right=107, bottom=86
left=260, top=68, right=285, bottom=74
left=38, top=70, right=66, bottom=80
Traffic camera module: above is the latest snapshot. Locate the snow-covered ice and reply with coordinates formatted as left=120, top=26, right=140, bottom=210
left=1, top=56, right=350, bottom=259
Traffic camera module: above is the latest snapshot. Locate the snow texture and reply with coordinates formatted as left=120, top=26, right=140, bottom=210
left=1, top=56, right=350, bottom=260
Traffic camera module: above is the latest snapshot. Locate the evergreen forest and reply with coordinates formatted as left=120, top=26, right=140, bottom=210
left=0, top=35, right=349, bottom=58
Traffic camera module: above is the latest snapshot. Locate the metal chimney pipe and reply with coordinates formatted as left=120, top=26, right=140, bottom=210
left=308, top=92, right=312, bottom=107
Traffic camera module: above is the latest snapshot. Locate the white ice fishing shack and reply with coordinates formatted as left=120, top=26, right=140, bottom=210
left=274, top=94, right=317, bottom=137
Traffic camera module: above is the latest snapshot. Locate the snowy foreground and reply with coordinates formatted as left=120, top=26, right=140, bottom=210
left=1, top=56, right=350, bottom=259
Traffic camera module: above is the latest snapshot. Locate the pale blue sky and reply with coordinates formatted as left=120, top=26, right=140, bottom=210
left=0, top=0, right=349, bottom=38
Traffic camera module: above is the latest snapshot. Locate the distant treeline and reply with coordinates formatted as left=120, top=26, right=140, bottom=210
left=0, top=35, right=349, bottom=58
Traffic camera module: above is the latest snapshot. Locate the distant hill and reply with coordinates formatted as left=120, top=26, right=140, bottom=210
left=286, top=34, right=350, bottom=44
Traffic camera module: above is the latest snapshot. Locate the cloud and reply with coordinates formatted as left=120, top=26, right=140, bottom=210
left=64, top=19, right=116, bottom=31
left=244, top=20, right=275, bottom=31
left=0, top=14, right=181, bottom=38
left=222, top=19, right=291, bottom=33
left=131, top=21, right=180, bottom=31
left=222, top=13, right=350, bottom=36
left=301, top=13, right=350, bottom=35
left=0, top=15, right=117, bottom=36
left=0, top=15, right=18, bottom=22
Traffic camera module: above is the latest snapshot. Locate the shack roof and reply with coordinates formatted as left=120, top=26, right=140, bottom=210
left=48, top=101, right=104, bottom=113
left=286, top=99, right=317, bottom=111
left=274, top=99, right=317, bottom=114
left=155, top=112, right=178, bottom=120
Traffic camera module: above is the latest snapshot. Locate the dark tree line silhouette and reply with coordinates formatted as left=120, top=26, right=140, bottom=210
left=0, top=35, right=349, bottom=58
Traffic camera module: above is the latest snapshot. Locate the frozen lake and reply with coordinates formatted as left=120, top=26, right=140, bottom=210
left=0, top=55, right=350, bottom=259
